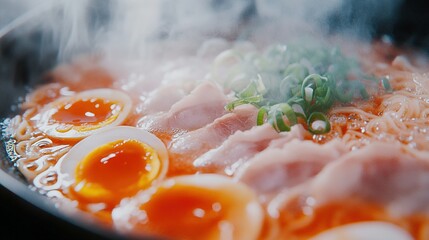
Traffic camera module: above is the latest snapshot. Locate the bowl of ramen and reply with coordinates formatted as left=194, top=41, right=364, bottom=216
left=1, top=0, right=429, bottom=239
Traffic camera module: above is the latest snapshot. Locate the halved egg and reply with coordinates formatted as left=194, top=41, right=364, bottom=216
left=112, top=174, right=264, bottom=240
left=33, top=88, right=132, bottom=139
left=59, top=126, right=168, bottom=206
left=309, top=221, right=413, bottom=240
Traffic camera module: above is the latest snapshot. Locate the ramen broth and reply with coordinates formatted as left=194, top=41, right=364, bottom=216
left=4, top=37, right=429, bottom=240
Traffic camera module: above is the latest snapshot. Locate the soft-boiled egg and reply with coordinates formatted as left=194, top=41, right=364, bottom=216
left=112, top=174, right=264, bottom=240
left=33, top=88, right=132, bottom=139
left=309, top=221, right=413, bottom=240
left=58, top=126, right=168, bottom=206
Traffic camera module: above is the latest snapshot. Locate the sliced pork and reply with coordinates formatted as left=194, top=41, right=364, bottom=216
left=138, top=84, right=187, bottom=115
left=267, top=124, right=311, bottom=149
left=138, top=81, right=229, bottom=132
left=308, top=142, right=429, bottom=216
left=235, top=139, right=347, bottom=195
left=193, top=124, right=279, bottom=174
left=167, top=104, right=258, bottom=175
left=169, top=104, right=258, bottom=158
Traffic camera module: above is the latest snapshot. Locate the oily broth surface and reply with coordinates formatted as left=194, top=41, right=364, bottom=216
left=4, top=39, right=429, bottom=239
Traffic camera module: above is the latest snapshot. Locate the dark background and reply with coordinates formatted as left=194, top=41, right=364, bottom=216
left=0, top=187, right=107, bottom=240
left=1, top=0, right=429, bottom=239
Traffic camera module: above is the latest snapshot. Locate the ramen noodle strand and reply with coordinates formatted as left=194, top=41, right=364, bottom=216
left=15, top=135, right=45, bottom=157
left=15, top=135, right=70, bottom=181
left=33, top=166, right=62, bottom=191
left=383, top=93, right=425, bottom=116
left=330, top=107, right=378, bottom=119
left=14, top=118, right=33, bottom=141
left=383, top=114, right=407, bottom=134
left=404, top=147, right=429, bottom=160
left=17, top=157, right=45, bottom=181
left=365, top=119, right=387, bottom=135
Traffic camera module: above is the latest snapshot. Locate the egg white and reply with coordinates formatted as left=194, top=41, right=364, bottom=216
left=309, top=221, right=413, bottom=240
left=58, top=126, right=169, bottom=188
left=112, top=174, right=264, bottom=240
left=34, top=88, right=132, bottom=140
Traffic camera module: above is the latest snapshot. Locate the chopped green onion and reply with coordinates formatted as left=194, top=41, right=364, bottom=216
left=283, top=63, right=309, bottom=80
left=307, top=112, right=331, bottom=134
left=291, top=103, right=305, bottom=116
left=222, top=43, right=386, bottom=135
left=278, top=103, right=298, bottom=125
left=382, top=77, right=392, bottom=92
left=225, top=95, right=263, bottom=111
left=238, top=77, right=266, bottom=98
left=304, top=87, right=313, bottom=103
left=357, top=82, right=369, bottom=100
left=322, top=87, right=333, bottom=106
left=272, top=111, right=291, bottom=132
left=335, top=82, right=354, bottom=103
left=268, top=103, right=297, bottom=132
left=257, top=107, right=269, bottom=126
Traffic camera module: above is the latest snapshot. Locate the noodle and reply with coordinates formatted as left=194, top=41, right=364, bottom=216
left=323, top=56, right=429, bottom=157
left=14, top=117, right=33, bottom=141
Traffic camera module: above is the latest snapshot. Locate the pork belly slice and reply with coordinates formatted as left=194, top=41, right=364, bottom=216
left=167, top=104, right=258, bottom=175
left=234, top=139, right=347, bottom=195
left=266, top=124, right=311, bottom=149
left=169, top=104, right=258, bottom=158
left=309, top=142, right=429, bottom=216
left=138, top=84, right=186, bottom=115
left=138, top=81, right=229, bottom=132
left=192, top=124, right=280, bottom=174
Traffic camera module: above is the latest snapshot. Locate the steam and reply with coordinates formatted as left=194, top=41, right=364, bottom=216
left=0, top=0, right=404, bottom=63
left=0, top=0, right=107, bottom=59
left=101, top=0, right=349, bottom=57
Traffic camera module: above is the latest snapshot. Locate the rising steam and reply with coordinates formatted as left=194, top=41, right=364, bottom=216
left=0, top=0, right=403, bottom=62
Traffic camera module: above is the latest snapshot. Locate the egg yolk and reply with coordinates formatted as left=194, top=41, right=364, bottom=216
left=133, top=184, right=232, bottom=240
left=72, top=139, right=161, bottom=205
left=51, top=98, right=121, bottom=132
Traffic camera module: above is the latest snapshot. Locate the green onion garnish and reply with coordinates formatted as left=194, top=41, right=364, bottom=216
left=221, top=43, right=389, bottom=135
left=256, top=106, right=269, bottom=126
left=307, top=112, right=331, bottom=134
left=382, top=77, right=392, bottom=92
